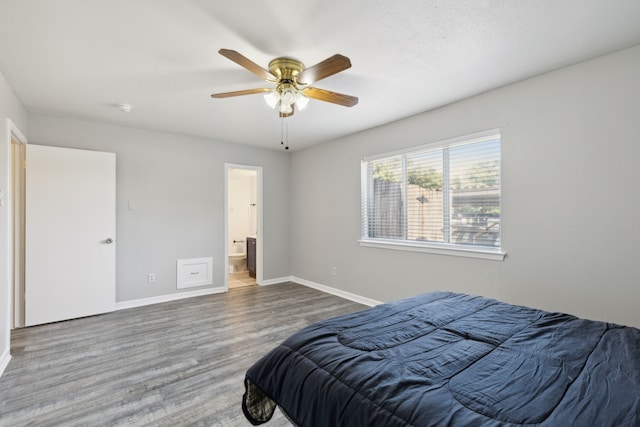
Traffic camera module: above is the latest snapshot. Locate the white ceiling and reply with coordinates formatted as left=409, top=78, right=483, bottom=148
left=1, top=0, right=640, bottom=151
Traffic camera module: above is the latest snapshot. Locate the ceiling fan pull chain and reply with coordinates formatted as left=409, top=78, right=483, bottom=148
left=284, top=119, right=289, bottom=151
left=280, top=117, right=285, bottom=147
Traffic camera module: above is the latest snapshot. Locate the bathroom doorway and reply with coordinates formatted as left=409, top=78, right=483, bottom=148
left=225, top=164, right=262, bottom=289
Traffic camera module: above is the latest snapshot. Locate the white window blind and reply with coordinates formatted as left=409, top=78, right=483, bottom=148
left=361, top=130, right=502, bottom=254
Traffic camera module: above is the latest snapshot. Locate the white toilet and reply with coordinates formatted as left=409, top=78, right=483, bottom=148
left=228, top=240, right=246, bottom=274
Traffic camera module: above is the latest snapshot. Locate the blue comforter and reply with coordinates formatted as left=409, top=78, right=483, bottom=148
left=242, top=291, right=640, bottom=426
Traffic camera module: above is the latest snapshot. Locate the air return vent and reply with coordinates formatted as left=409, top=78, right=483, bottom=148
left=176, top=257, right=213, bottom=289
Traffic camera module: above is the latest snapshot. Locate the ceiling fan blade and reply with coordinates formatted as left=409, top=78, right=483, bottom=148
left=302, top=87, right=359, bottom=107
left=297, top=54, right=352, bottom=85
left=210, top=88, right=271, bottom=98
left=218, top=49, right=276, bottom=81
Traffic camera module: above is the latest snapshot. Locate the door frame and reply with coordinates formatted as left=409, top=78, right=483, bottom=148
left=6, top=119, right=27, bottom=329
left=224, top=163, right=263, bottom=289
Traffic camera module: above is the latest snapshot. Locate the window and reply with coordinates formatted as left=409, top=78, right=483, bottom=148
left=360, top=130, right=504, bottom=260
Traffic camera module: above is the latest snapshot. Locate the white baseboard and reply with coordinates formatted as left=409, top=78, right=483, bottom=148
left=115, top=286, right=227, bottom=311
left=113, top=277, right=382, bottom=312
left=0, top=349, right=11, bottom=378
left=259, top=276, right=293, bottom=286
left=291, top=276, right=383, bottom=307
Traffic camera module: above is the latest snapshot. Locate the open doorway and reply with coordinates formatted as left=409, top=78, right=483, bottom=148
left=8, top=120, right=27, bottom=328
left=225, top=164, right=262, bottom=289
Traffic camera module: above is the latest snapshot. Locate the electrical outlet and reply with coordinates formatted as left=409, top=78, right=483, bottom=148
left=148, top=273, right=156, bottom=283
left=332, top=266, right=337, bottom=276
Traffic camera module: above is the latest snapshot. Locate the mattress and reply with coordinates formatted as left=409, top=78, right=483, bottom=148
left=242, top=291, right=640, bottom=426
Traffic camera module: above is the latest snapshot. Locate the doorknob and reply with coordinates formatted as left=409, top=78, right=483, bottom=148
left=105, top=238, right=114, bottom=244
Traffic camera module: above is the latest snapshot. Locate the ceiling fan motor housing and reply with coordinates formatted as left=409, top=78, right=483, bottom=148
left=268, top=57, right=305, bottom=84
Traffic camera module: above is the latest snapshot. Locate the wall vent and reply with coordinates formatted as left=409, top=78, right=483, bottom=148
left=176, top=257, right=213, bottom=289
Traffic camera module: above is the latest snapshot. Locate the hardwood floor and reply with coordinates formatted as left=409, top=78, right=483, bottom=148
left=0, top=282, right=366, bottom=426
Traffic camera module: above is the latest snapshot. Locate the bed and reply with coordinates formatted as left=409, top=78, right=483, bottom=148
left=241, top=291, right=640, bottom=426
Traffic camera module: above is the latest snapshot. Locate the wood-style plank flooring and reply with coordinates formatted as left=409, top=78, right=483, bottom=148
left=0, top=282, right=366, bottom=426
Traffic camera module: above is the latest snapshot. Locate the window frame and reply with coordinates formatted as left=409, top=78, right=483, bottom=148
left=359, top=129, right=506, bottom=261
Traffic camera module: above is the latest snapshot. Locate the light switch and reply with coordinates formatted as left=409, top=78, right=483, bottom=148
left=128, top=200, right=135, bottom=211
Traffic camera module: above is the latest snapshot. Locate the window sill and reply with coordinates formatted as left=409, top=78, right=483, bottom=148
left=358, top=239, right=506, bottom=261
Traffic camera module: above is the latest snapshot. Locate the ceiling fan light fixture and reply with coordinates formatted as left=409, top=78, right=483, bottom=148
left=264, top=90, right=280, bottom=109
left=295, top=92, right=309, bottom=110
left=280, top=87, right=296, bottom=106
left=279, top=102, right=293, bottom=115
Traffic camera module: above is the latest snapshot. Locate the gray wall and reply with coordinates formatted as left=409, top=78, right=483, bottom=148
left=27, top=114, right=291, bottom=302
left=291, top=45, right=640, bottom=328
left=0, top=68, right=28, bottom=368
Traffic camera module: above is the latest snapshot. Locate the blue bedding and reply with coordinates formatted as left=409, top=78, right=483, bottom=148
left=242, top=291, right=640, bottom=426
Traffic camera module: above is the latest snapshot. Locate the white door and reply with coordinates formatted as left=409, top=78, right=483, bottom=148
left=25, top=145, right=116, bottom=326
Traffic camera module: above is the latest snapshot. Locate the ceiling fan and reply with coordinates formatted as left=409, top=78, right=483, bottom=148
left=211, top=49, right=358, bottom=118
